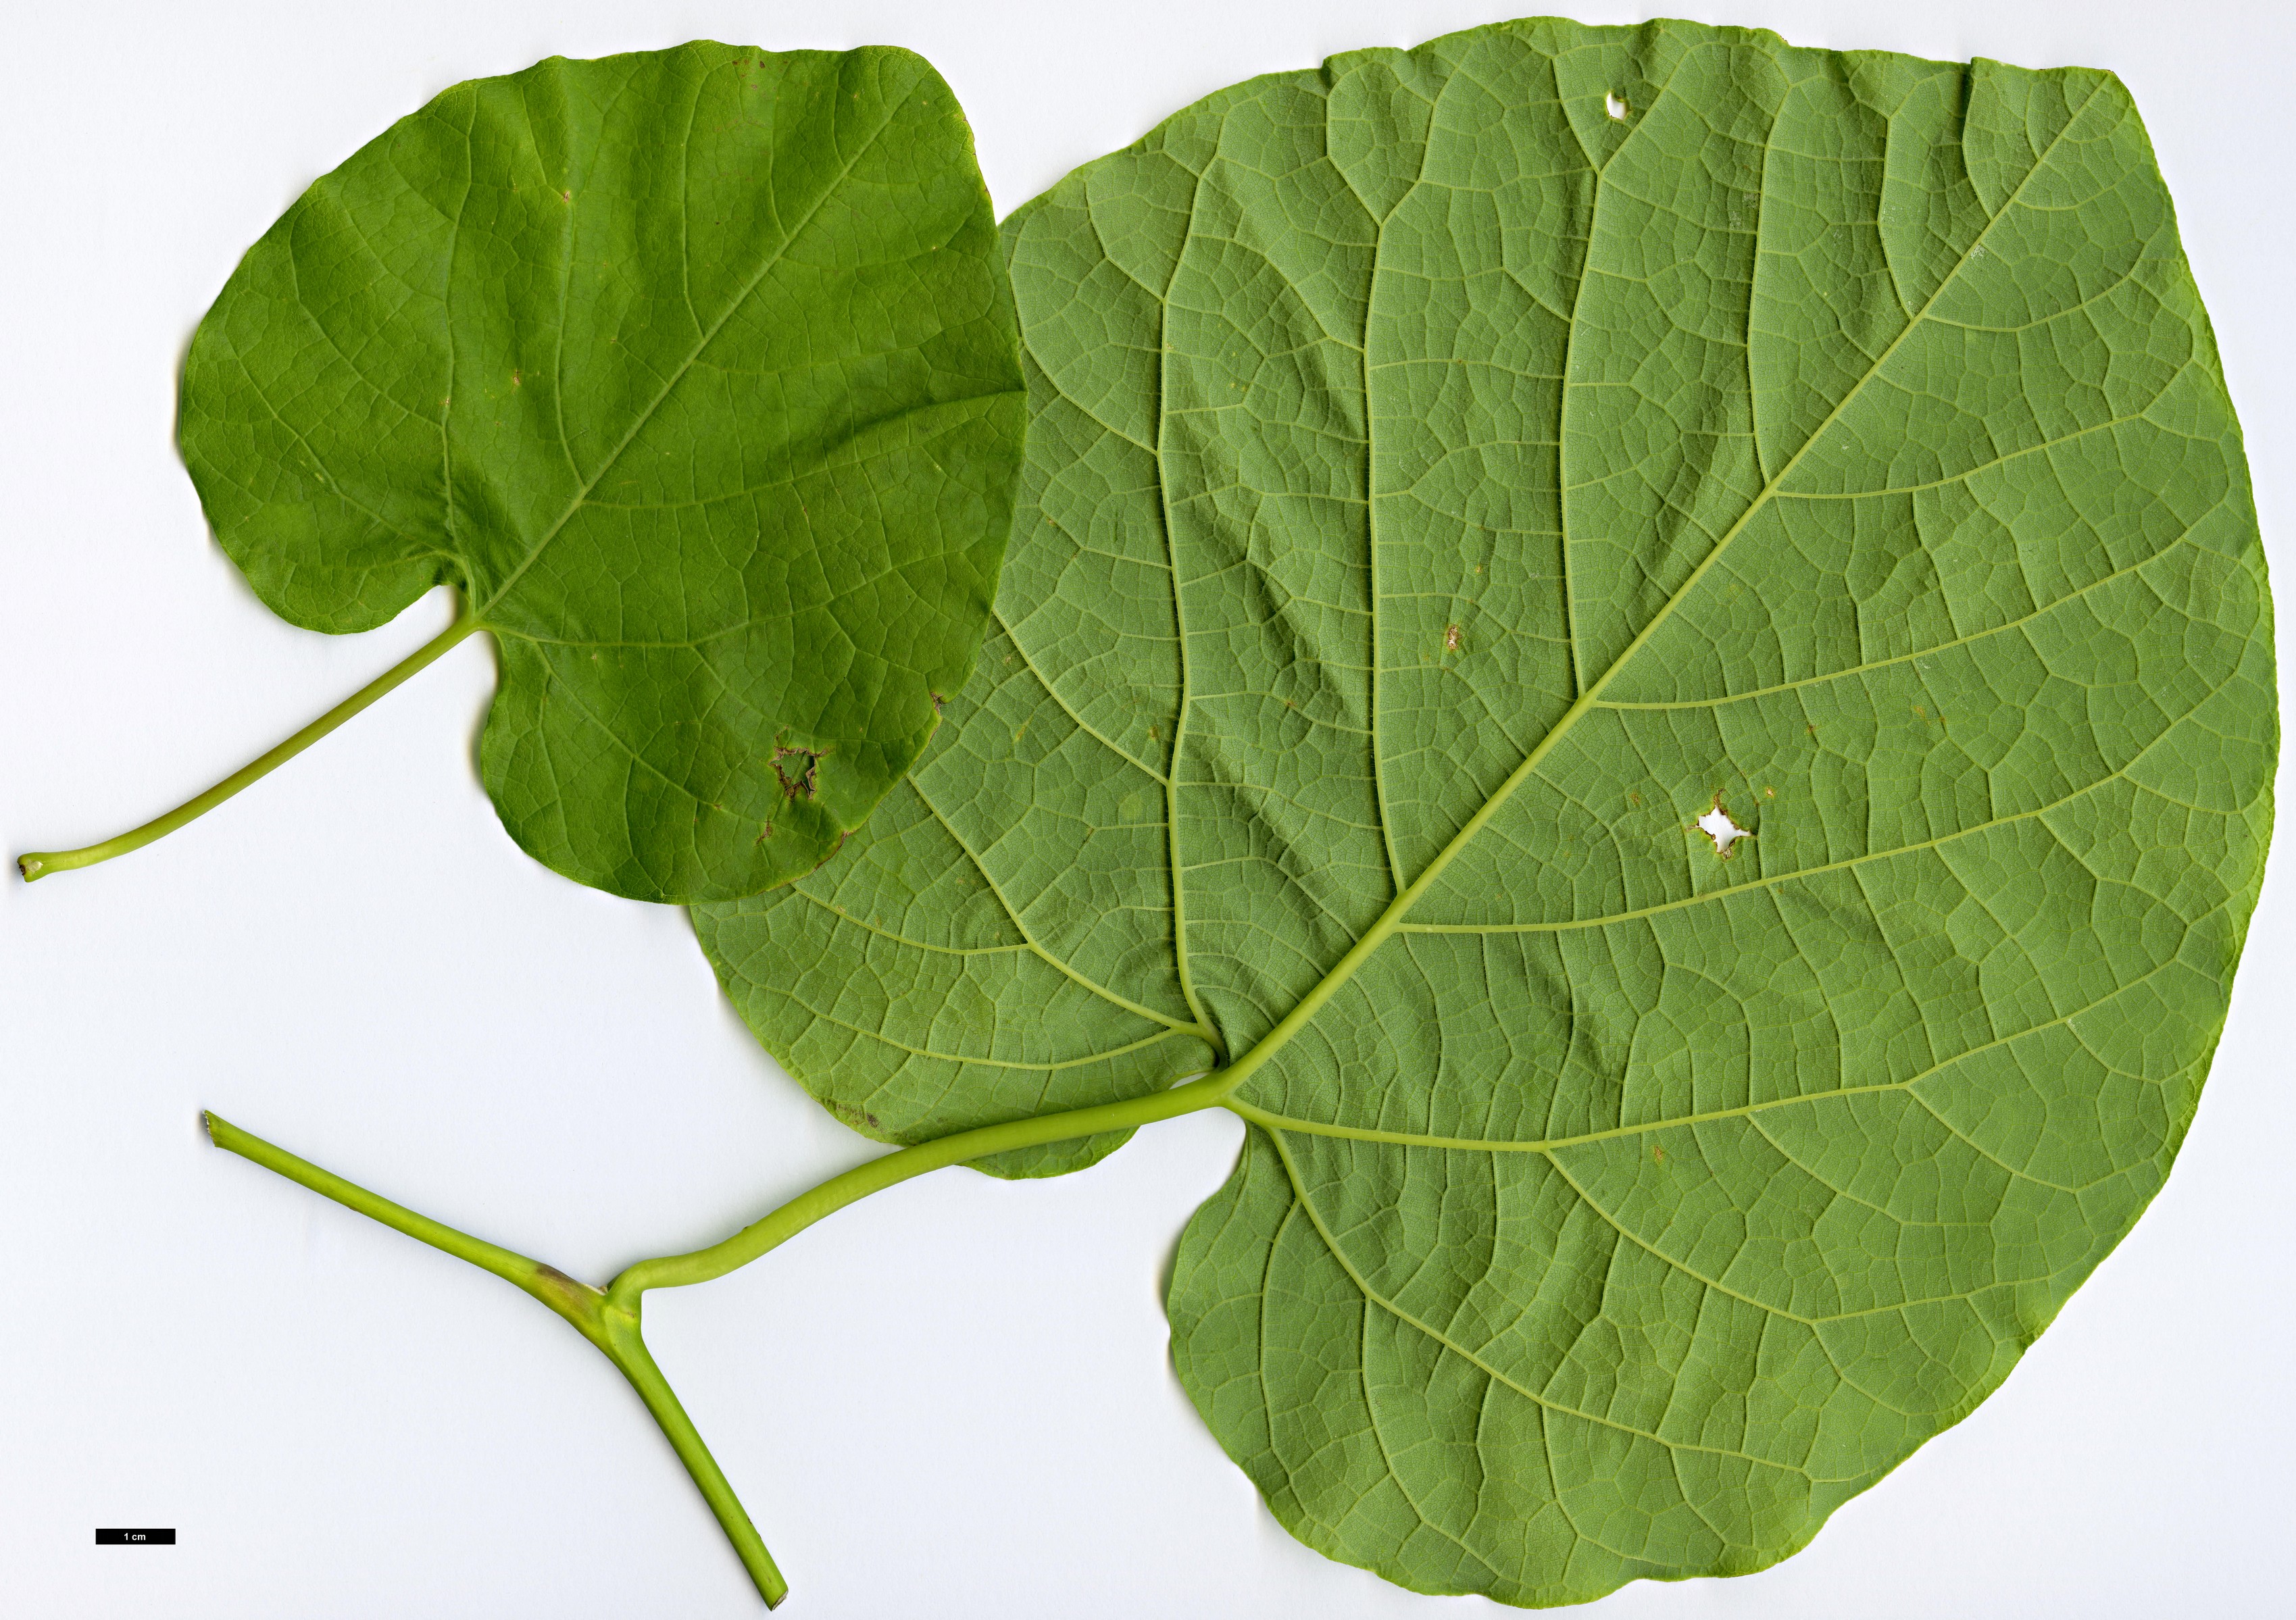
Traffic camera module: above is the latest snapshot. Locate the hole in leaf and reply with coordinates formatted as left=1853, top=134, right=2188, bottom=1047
left=1696, top=804, right=1749, bottom=857
left=1605, top=91, right=1630, bottom=121
left=774, top=746, right=824, bottom=800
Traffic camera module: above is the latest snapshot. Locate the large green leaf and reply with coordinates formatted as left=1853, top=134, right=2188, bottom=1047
left=695, top=14, right=2274, bottom=1598
left=179, top=41, right=1023, bottom=902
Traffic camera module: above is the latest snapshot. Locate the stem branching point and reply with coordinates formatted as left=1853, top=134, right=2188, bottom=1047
left=199, top=1072, right=1235, bottom=1608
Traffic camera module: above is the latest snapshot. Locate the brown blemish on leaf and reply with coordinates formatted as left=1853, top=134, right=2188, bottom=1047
left=1444, top=623, right=1464, bottom=653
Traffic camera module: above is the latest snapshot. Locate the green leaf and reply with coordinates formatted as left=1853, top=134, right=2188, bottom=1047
left=696, top=13, right=2274, bottom=1600
left=178, top=41, right=1023, bottom=902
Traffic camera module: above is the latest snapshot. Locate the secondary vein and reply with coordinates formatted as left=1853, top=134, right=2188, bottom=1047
left=905, top=776, right=1206, bottom=1035
left=1154, top=168, right=1226, bottom=1058
left=1224, top=948, right=2175, bottom=1157
left=1262, top=1126, right=1832, bottom=1473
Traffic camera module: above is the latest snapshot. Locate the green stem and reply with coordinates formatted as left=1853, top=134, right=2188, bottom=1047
left=200, top=1111, right=622, bottom=1352
left=606, top=1070, right=1236, bottom=1309
left=595, top=1315, right=788, bottom=1609
left=19, top=611, right=482, bottom=882
left=202, top=1111, right=788, bottom=1608
left=199, top=1074, right=1234, bottom=1607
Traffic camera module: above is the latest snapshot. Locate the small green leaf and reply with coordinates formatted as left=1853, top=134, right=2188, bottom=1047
left=178, top=41, right=1023, bottom=902
left=697, top=14, right=2272, bottom=1602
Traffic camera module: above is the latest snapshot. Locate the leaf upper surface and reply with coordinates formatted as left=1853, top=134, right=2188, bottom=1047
left=179, top=42, right=1024, bottom=901
left=697, top=16, right=2274, bottom=1598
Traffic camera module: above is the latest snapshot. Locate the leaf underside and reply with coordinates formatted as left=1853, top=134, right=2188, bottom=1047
left=179, top=42, right=1024, bottom=902
left=697, top=15, right=2274, bottom=1604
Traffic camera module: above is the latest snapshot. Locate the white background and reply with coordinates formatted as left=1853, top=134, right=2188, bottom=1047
left=1, top=1, right=2290, bottom=1615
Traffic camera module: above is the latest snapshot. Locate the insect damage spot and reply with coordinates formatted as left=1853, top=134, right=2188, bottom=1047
left=774, top=746, right=824, bottom=800
left=1605, top=91, right=1631, bottom=120
left=824, top=1096, right=885, bottom=1134
left=1696, top=803, right=1751, bottom=858
left=1444, top=623, right=1464, bottom=652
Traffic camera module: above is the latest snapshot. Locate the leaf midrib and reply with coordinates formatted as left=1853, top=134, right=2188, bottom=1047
left=468, top=74, right=914, bottom=624
left=1205, top=78, right=2105, bottom=1103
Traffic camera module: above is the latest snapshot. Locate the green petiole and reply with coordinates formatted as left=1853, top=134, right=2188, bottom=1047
left=604, top=1071, right=1239, bottom=1307
left=18, top=609, right=482, bottom=882
left=201, top=1069, right=1239, bottom=1609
